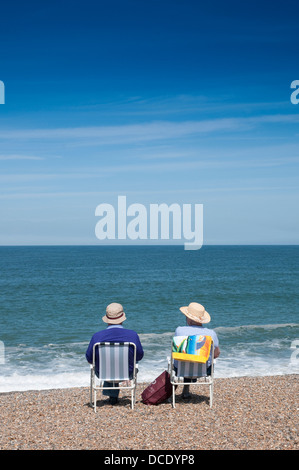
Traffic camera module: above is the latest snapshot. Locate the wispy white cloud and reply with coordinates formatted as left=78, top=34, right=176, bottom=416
left=1, top=114, right=298, bottom=145
left=0, top=154, right=44, bottom=160
left=0, top=118, right=242, bottom=141
left=0, top=185, right=296, bottom=200
left=0, top=155, right=298, bottom=184
left=70, top=94, right=290, bottom=117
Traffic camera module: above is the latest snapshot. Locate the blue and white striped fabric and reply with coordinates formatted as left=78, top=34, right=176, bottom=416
left=97, top=342, right=130, bottom=381
left=176, top=360, right=207, bottom=378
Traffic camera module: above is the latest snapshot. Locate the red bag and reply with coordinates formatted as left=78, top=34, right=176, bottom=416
left=141, top=370, right=172, bottom=405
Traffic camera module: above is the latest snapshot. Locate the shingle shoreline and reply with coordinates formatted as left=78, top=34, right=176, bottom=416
left=0, top=374, right=298, bottom=450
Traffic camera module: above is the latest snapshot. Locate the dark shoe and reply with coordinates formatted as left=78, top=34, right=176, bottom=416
left=182, top=385, right=191, bottom=399
left=108, top=397, right=118, bottom=405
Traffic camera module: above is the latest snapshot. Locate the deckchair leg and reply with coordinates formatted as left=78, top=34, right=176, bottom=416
left=172, top=384, right=176, bottom=408
left=94, top=389, right=97, bottom=412
left=210, top=383, right=213, bottom=408
left=133, top=381, right=137, bottom=408
left=90, top=382, right=92, bottom=409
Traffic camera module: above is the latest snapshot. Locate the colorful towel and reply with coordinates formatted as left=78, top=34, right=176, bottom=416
left=172, top=335, right=212, bottom=363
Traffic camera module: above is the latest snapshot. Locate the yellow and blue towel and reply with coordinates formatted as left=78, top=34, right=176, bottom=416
left=172, top=335, right=212, bottom=363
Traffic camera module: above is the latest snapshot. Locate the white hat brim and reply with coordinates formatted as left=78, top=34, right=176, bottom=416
left=180, top=306, right=210, bottom=324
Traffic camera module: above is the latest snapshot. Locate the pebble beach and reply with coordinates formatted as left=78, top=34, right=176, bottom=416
left=0, top=374, right=298, bottom=451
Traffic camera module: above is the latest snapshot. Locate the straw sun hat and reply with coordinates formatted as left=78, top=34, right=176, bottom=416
left=179, top=302, right=211, bottom=324
left=102, top=303, right=127, bottom=324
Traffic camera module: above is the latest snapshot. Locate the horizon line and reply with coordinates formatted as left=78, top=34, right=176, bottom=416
left=0, top=243, right=298, bottom=248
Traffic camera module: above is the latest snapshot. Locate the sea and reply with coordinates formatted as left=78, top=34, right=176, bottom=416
left=0, top=245, right=298, bottom=393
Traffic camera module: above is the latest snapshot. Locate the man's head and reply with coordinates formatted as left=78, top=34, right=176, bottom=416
left=102, top=303, right=126, bottom=325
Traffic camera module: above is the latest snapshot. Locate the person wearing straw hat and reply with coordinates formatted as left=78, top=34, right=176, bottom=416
left=85, top=303, right=144, bottom=405
left=175, top=302, right=220, bottom=398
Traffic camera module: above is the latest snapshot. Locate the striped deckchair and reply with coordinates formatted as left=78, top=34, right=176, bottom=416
left=90, top=342, right=138, bottom=411
left=168, top=336, right=215, bottom=408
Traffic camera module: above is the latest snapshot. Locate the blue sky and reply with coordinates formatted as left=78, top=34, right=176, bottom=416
left=0, top=0, right=299, bottom=245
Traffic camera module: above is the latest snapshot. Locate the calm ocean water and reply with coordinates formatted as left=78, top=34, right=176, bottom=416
left=0, top=245, right=298, bottom=392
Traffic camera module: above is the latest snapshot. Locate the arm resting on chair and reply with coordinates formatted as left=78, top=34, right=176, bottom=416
left=214, top=346, right=220, bottom=359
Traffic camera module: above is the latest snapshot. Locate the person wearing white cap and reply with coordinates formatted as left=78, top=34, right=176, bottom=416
left=86, top=303, right=144, bottom=405
left=175, top=302, right=220, bottom=398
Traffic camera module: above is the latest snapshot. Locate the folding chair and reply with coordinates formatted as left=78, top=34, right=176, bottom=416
left=90, top=341, right=138, bottom=412
left=168, top=336, right=215, bottom=408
